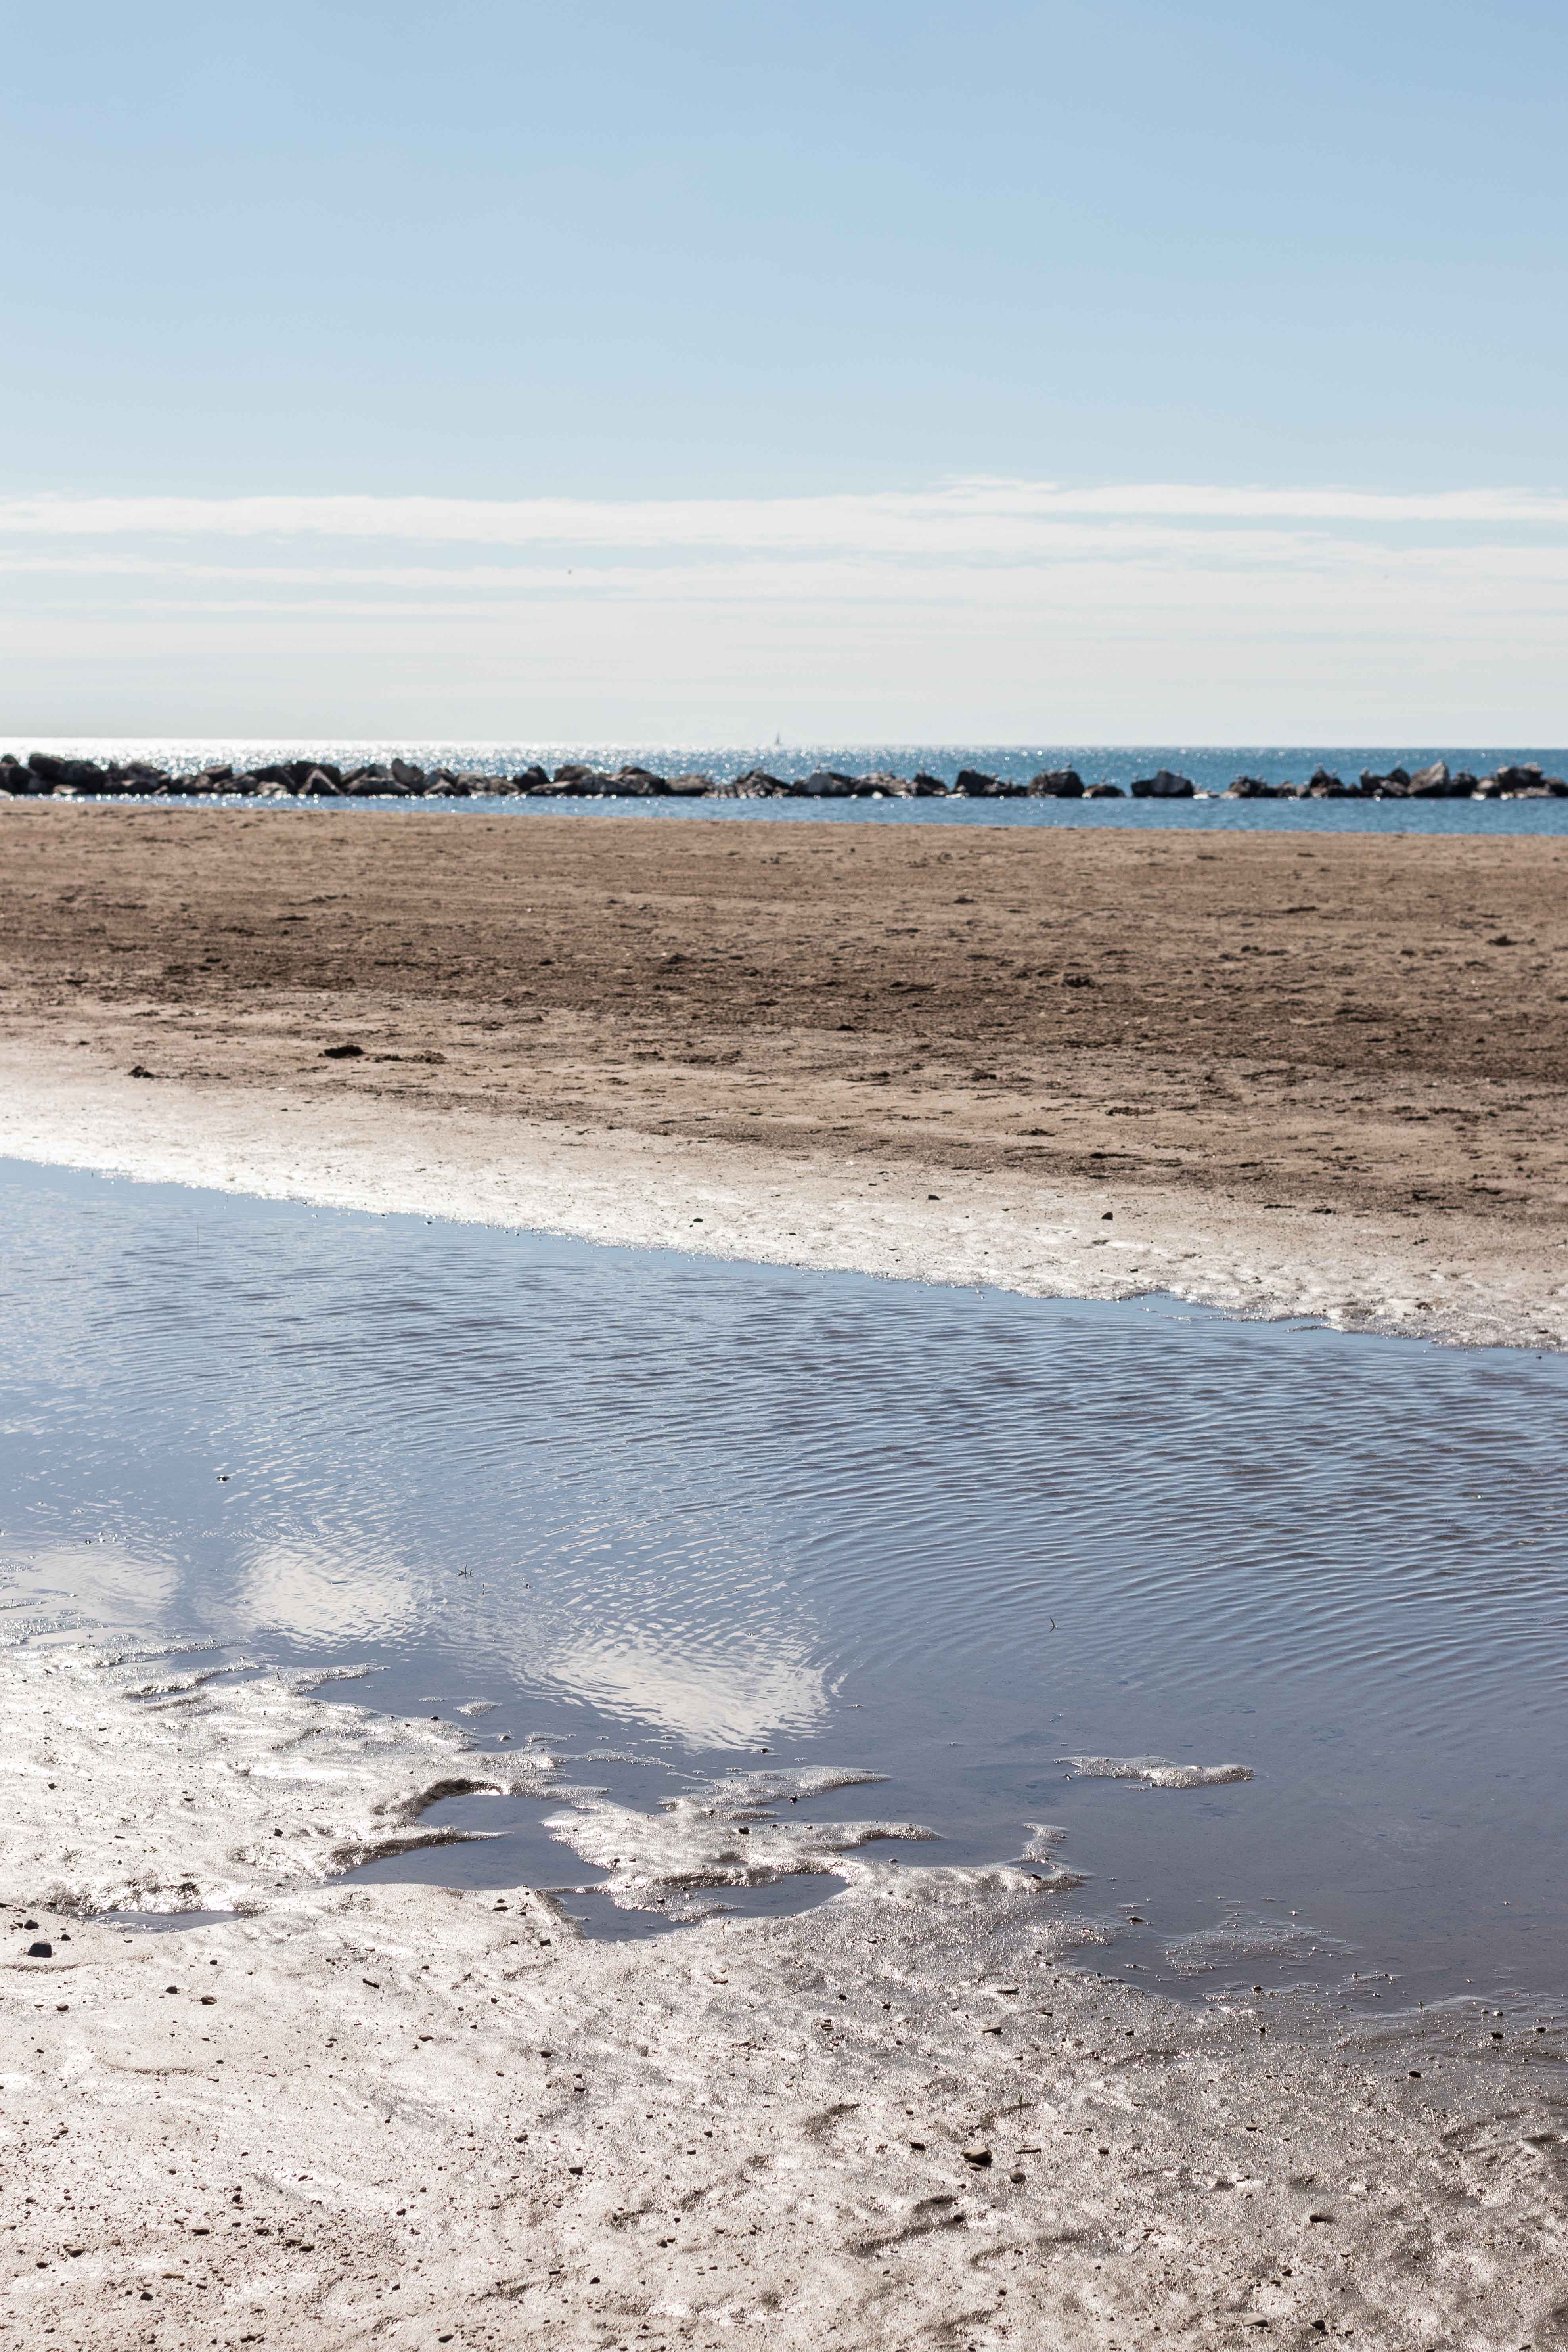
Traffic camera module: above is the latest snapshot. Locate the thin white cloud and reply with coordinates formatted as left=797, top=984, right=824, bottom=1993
left=5, top=477, right=1566, bottom=737
left=4, top=478, right=1568, bottom=555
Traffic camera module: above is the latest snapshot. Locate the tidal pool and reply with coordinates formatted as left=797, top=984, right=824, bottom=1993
left=2, top=1156, right=1564, bottom=2016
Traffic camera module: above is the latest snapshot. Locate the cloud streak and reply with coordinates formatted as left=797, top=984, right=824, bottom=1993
left=5, top=478, right=1568, bottom=556
left=5, top=477, right=1566, bottom=737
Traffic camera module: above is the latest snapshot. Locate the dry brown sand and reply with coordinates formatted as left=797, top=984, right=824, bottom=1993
left=2, top=799, right=1567, bottom=1342
left=6, top=801, right=1568, bottom=2348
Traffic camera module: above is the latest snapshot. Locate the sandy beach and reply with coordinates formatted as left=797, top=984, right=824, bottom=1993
left=7, top=1636, right=1568, bottom=2349
left=3, top=801, right=1568, bottom=1344
left=6, top=802, right=1568, bottom=2346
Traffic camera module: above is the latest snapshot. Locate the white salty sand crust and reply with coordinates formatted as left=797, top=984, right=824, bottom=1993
left=0, top=1639, right=551, bottom=1917
left=3, top=1040, right=1567, bottom=1349
left=1061, top=1756, right=1256, bottom=1791
left=544, top=1766, right=935, bottom=1916
left=6, top=1632, right=1568, bottom=2348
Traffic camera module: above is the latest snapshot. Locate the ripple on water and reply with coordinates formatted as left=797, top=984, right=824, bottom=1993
left=2, top=1155, right=1567, bottom=2009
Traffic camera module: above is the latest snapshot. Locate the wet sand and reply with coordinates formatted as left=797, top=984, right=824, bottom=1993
left=3, top=801, right=1568, bottom=1343
left=7, top=802, right=1568, bottom=2345
left=6, top=1639, right=1568, bottom=2350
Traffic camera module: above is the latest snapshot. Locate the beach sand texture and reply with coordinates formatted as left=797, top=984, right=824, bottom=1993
left=3, top=801, right=1568, bottom=1344
left=6, top=1638, right=1568, bottom=2350
left=6, top=803, right=1568, bottom=2345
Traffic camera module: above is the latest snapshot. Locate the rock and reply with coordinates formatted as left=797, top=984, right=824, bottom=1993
left=510, top=766, right=552, bottom=791
left=254, top=760, right=344, bottom=792
left=1306, top=766, right=1348, bottom=797
left=665, top=772, right=715, bottom=796
left=1224, top=776, right=1278, bottom=799
left=391, top=757, right=426, bottom=789
left=910, top=772, right=949, bottom=797
left=961, top=2145, right=992, bottom=2167
left=1490, top=763, right=1568, bottom=795
left=604, top=766, right=668, bottom=797
left=128, top=1065, right=155, bottom=1079
left=27, top=1941, right=52, bottom=1959
left=1407, top=760, right=1453, bottom=797
left=798, top=770, right=859, bottom=798
left=343, top=765, right=396, bottom=795
left=1084, top=782, right=1124, bottom=798
left=1130, top=768, right=1195, bottom=798
left=322, top=1043, right=363, bottom=1059
left=954, top=768, right=1026, bottom=798
left=28, top=752, right=111, bottom=791
left=1028, top=769, right=1085, bottom=797
left=107, top=760, right=172, bottom=792
left=1359, top=766, right=1411, bottom=796
left=716, top=770, right=788, bottom=798
left=859, top=772, right=911, bottom=796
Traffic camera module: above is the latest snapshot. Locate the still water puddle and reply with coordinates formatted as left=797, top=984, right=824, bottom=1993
left=3, top=1157, right=1565, bottom=2012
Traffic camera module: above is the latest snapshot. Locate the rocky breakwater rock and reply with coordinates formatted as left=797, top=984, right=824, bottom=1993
left=1474, top=762, right=1568, bottom=799
left=1360, top=766, right=1413, bottom=797
left=545, top=766, right=620, bottom=795
left=1224, top=774, right=1279, bottom=799
left=1358, top=762, right=1488, bottom=799
left=1407, top=760, right=1470, bottom=798
left=10, top=753, right=107, bottom=795
left=910, top=771, right=950, bottom=796
left=337, top=761, right=427, bottom=797
left=248, top=760, right=346, bottom=796
left=1403, top=760, right=1475, bottom=799
left=1130, top=768, right=1195, bottom=799
left=539, top=764, right=611, bottom=795
left=1304, top=765, right=1350, bottom=797
left=8, top=751, right=178, bottom=797
left=165, top=765, right=266, bottom=797
left=605, top=765, right=672, bottom=797
left=1028, top=768, right=1085, bottom=797
left=1084, top=780, right=1125, bottom=797
left=953, top=767, right=1028, bottom=799
left=712, top=770, right=795, bottom=797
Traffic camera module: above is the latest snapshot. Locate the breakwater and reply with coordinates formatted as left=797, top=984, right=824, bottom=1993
left=5, top=750, right=1565, bottom=802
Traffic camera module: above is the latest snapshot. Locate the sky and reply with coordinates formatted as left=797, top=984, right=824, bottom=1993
left=3, top=0, right=1566, bottom=743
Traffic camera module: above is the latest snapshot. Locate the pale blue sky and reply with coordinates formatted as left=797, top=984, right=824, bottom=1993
left=4, top=2, right=1566, bottom=737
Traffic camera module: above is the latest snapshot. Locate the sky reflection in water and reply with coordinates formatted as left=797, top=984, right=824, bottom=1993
left=2, top=1157, right=1565, bottom=2013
